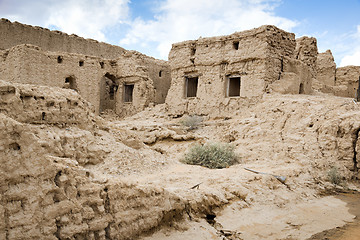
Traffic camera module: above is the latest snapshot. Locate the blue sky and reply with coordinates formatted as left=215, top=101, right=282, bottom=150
left=1, top=0, right=359, bottom=66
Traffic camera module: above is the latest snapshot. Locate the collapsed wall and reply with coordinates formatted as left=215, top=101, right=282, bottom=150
left=0, top=81, right=188, bottom=240
left=166, top=25, right=313, bottom=116
left=315, top=50, right=360, bottom=99
left=335, top=66, right=360, bottom=98
left=0, top=44, right=171, bottom=117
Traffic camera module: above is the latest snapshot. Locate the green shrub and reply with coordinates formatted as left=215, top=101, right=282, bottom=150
left=327, top=167, right=342, bottom=185
left=182, top=142, right=238, bottom=169
left=180, top=115, right=202, bottom=130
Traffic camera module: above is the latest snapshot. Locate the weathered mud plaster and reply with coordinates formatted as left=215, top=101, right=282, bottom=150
left=0, top=19, right=171, bottom=117
left=166, top=25, right=314, bottom=116
left=0, top=44, right=170, bottom=117
left=315, top=50, right=360, bottom=98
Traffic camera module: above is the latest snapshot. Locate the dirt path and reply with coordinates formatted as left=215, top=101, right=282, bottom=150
left=308, top=191, right=360, bottom=240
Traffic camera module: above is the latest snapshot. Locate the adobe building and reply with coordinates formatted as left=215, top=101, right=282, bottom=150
left=1, top=19, right=360, bottom=118
left=165, top=25, right=314, bottom=116
left=0, top=19, right=171, bottom=117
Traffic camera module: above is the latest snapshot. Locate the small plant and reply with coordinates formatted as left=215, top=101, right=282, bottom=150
left=179, top=115, right=202, bottom=130
left=327, top=167, right=342, bottom=185
left=182, top=142, right=238, bottom=169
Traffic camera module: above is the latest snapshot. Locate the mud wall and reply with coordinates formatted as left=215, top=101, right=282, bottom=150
left=335, top=66, right=360, bottom=98
left=0, top=81, right=187, bottom=240
left=166, top=25, right=314, bottom=116
left=314, top=51, right=360, bottom=98
left=314, top=50, right=336, bottom=93
left=0, top=44, right=105, bottom=114
left=0, top=44, right=171, bottom=117
left=0, top=18, right=127, bottom=59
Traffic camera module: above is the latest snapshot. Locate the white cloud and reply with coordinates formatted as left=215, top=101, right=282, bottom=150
left=46, top=0, right=129, bottom=41
left=0, top=0, right=130, bottom=42
left=339, top=25, right=360, bottom=67
left=120, top=0, right=298, bottom=59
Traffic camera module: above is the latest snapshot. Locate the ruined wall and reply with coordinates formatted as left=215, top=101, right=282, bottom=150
left=166, top=25, right=313, bottom=116
left=0, top=44, right=104, bottom=114
left=314, top=50, right=336, bottom=93
left=0, top=81, right=187, bottom=240
left=294, top=37, right=318, bottom=77
left=0, top=18, right=127, bottom=59
left=0, top=44, right=171, bottom=117
left=335, top=66, right=360, bottom=98
left=314, top=51, right=360, bottom=98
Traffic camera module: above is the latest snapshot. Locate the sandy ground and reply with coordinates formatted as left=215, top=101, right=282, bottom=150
left=308, top=192, right=360, bottom=240
left=94, top=94, right=360, bottom=239
left=141, top=196, right=355, bottom=240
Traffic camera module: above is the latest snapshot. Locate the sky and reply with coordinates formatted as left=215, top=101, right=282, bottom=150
left=0, top=0, right=359, bottom=66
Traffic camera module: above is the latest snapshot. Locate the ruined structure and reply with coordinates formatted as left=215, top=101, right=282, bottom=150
left=165, top=25, right=314, bottom=116
left=0, top=19, right=171, bottom=117
left=1, top=19, right=359, bottom=117
left=2, top=19, right=360, bottom=240
left=315, top=50, right=360, bottom=98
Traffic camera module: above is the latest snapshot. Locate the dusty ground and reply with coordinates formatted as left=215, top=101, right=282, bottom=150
left=94, top=93, right=360, bottom=239
left=308, top=191, right=360, bottom=240
left=2, top=80, right=360, bottom=239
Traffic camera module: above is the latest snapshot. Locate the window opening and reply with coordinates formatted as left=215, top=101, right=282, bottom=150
left=227, top=77, right=241, bottom=97
left=233, top=41, right=239, bottom=50
left=99, top=62, right=104, bottom=69
left=124, top=84, right=134, bottom=102
left=186, top=77, right=198, bottom=98
left=57, top=56, right=63, bottom=63
left=64, top=76, right=78, bottom=91
left=159, top=70, right=162, bottom=77
left=79, top=60, right=84, bottom=67
left=299, top=83, right=305, bottom=94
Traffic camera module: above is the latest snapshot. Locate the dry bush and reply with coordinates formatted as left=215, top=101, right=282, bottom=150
left=327, top=167, right=342, bottom=185
left=182, top=142, right=238, bottom=169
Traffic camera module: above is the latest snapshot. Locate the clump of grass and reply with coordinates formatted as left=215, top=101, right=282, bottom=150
left=180, top=115, right=203, bottom=130
left=327, top=167, right=342, bottom=185
left=181, top=142, right=238, bottom=169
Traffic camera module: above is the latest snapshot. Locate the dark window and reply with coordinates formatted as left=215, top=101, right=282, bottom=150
left=79, top=60, right=84, bottom=67
left=64, top=76, right=78, bottom=91
left=57, top=56, right=63, bottom=63
left=124, top=84, right=134, bottom=102
left=228, top=77, right=241, bottom=97
left=233, top=41, right=239, bottom=50
left=299, top=83, right=305, bottom=94
left=186, top=77, right=198, bottom=98
left=159, top=70, right=162, bottom=77
left=99, top=62, right=104, bottom=68
left=109, top=85, right=115, bottom=100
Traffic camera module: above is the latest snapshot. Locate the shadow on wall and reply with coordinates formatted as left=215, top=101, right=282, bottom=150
left=63, top=75, right=78, bottom=92
left=99, top=73, right=118, bottom=113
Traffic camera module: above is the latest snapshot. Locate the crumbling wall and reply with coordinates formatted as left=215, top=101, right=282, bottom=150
left=0, top=81, right=188, bottom=240
left=0, top=44, right=171, bottom=117
left=269, top=36, right=316, bottom=95
left=335, top=66, right=360, bottom=98
left=314, top=49, right=360, bottom=98
left=166, top=25, right=314, bottom=116
left=0, top=18, right=127, bottom=59
left=0, top=44, right=105, bottom=114
left=314, top=50, right=336, bottom=93
left=294, top=37, right=318, bottom=77
left=0, top=80, right=95, bottom=128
